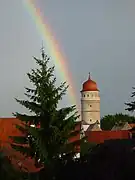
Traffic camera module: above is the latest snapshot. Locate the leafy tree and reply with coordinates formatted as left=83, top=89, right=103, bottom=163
left=101, top=113, right=135, bottom=130
left=11, top=48, right=85, bottom=178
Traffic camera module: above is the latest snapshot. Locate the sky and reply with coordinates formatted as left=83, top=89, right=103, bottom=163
left=0, top=0, right=135, bottom=117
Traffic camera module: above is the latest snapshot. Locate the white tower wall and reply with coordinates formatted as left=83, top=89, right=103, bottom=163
left=81, top=90, right=100, bottom=125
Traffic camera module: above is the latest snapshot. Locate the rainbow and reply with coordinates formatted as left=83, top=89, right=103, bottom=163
left=22, top=0, right=79, bottom=112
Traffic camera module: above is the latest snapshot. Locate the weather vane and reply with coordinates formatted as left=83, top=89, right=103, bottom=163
left=88, top=72, right=91, bottom=79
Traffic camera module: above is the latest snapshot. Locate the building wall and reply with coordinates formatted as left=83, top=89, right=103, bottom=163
left=81, top=91, right=100, bottom=124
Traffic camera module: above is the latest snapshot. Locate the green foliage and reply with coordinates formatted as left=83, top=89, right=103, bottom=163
left=101, top=113, right=135, bottom=130
left=11, top=49, right=84, bottom=175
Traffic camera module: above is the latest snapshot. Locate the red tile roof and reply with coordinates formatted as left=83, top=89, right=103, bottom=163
left=0, top=118, right=40, bottom=172
left=85, top=130, right=130, bottom=144
left=0, top=118, right=81, bottom=172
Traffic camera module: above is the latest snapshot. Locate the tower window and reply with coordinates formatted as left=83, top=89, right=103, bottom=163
left=90, top=105, right=92, bottom=107
left=90, top=119, right=92, bottom=122
left=87, top=94, right=89, bottom=97
left=84, top=95, right=85, bottom=97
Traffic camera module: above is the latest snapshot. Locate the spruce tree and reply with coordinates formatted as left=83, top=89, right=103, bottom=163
left=11, top=47, right=82, bottom=173
left=125, top=87, right=135, bottom=112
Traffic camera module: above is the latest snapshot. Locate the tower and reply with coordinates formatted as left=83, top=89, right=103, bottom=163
left=81, top=73, right=100, bottom=131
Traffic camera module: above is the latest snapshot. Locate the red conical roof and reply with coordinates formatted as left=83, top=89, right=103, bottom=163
left=81, top=73, right=98, bottom=92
